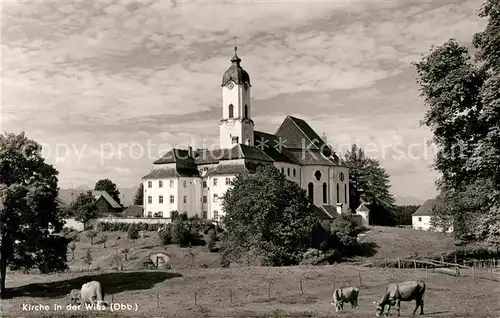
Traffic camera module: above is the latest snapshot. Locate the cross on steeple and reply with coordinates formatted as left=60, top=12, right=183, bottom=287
left=230, top=36, right=241, bottom=65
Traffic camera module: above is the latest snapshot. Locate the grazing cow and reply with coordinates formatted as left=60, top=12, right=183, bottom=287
left=80, top=281, right=106, bottom=307
left=67, top=289, right=81, bottom=305
left=374, top=280, right=425, bottom=317
left=331, top=287, right=359, bottom=313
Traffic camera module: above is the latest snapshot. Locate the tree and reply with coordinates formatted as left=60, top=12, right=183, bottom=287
left=0, top=132, right=67, bottom=298
left=429, top=196, right=453, bottom=233
left=121, top=248, right=129, bottom=261
left=133, top=183, right=143, bottom=206
left=71, top=191, right=97, bottom=230
left=69, top=241, right=77, bottom=260
left=98, top=234, right=108, bottom=248
left=94, top=179, right=121, bottom=205
left=86, top=230, right=97, bottom=245
left=414, top=0, right=500, bottom=244
left=343, top=144, right=396, bottom=225
left=393, top=205, right=420, bottom=226
left=220, top=165, right=320, bottom=266
left=127, top=224, right=139, bottom=240
left=82, top=248, right=93, bottom=269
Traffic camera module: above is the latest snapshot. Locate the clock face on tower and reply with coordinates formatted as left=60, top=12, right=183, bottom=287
left=227, top=82, right=234, bottom=90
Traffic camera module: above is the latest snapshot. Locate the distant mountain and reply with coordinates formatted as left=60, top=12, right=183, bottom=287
left=394, top=196, right=425, bottom=206
left=58, top=186, right=139, bottom=207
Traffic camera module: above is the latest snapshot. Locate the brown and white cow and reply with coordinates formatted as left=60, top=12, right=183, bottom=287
left=374, top=280, right=425, bottom=317
left=331, top=287, right=359, bottom=313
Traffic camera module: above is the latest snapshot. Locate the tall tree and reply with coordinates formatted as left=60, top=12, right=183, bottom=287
left=0, top=132, right=67, bottom=297
left=343, top=144, right=396, bottom=225
left=94, top=179, right=121, bottom=205
left=133, top=183, right=143, bottom=206
left=220, top=165, right=321, bottom=266
left=71, top=191, right=97, bottom=230
left=414, top=0, right=500, bottom=246
left=393, top=205, right=420, bottom=226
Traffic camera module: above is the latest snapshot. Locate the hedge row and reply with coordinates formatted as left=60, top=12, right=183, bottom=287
left=95, top=222, right=164, bottom=232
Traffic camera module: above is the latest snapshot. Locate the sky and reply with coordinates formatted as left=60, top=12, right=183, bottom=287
left=2, top=0, right=487, bottom=201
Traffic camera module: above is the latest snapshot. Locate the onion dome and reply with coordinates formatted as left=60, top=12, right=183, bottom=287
left=221, top=46, right=251, bottom=87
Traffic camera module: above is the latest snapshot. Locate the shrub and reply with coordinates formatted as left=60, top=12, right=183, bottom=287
left=171, top=219, right=205, bottom=247
left=330, top=215, right=364, bottom=237
left=300, top=248, right=327, bottom=265
left=207, top=229, right=218, bottom=252
left=82, top=249, right=93, bottom=269
left=86, top=230, right=98, bottom=244
left=94, top=221, right=164, bottom=232
left=158, top=228, right=173, bottom=245
left=127, top=224, right=139, bottom=240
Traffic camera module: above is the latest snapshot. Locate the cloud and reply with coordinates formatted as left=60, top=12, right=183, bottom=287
left=2, top=0, right=487, bottom=200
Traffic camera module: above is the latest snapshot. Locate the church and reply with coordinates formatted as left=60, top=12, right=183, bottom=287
left=142, top=48, right=351, bottom=223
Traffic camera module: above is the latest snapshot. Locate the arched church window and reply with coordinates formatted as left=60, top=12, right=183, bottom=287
left=308, top=182, right=314, bottom=203
left=322, top=183, right=327, bottom=204
left=293, top=169, right=296, bottom=177
left=336, top=184, right=340, bottom=203
left=344, top=183, right=348, bottom=203
left=287, top=167, right=290, bottom=176
left=244, top=104, right=248, bottom=119
left=228, top=104, right=234, bottom=118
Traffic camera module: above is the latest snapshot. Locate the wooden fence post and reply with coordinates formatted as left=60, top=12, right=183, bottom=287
left=333, top=275, right=336, bottom=292
left=358, top=271, right=362, bottom=286
left=385, top=258, right=387, bottom=268
left=300, top=279, right=303, bottom=295
left=472, top=265, right=475, bottom=279
left=194, top=291, right=197, bottom=305
left=425, top=265, right=428, bottom=279
left=413, top=259, right=417, bottom=270
left=156, top=293, right=159, bottom=308
left=490, top=268, right=493, bottom=281
left=230, top=288, right=233, bottom=303
left=112, top=294, right=115, bottom=304
left=397, top=258, right=401, bottom=269
left=441, top=256, right=444, bottom=265
left=268, top=282, right=271, bottom=301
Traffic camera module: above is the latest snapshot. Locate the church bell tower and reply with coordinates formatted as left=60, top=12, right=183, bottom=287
left=219, top=45, right=254, bottom=149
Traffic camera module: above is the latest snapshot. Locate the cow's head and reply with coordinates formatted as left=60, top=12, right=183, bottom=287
left=373, top=301, right=383, bottom=316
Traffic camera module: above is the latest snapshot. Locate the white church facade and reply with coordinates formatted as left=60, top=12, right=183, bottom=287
left=142, top=48, right=351, bottom=223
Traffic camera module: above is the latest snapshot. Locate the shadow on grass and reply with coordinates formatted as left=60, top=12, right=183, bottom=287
left=425, top=311, right=449, bottom=315
left=7, top=271, right=182, bottom=299
left=355, top=241, right=379, bottom=257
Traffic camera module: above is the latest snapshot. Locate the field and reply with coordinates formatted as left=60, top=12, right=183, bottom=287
left=355, top=226, right=456, bottom=261
left=3, top=265, right=500, bottom=317
left=1, top=226, right=498, bottom=317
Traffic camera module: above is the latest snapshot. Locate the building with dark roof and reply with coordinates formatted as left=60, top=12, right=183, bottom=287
left=142, top=47, right=350, bottom=222
left=412, top=198, right=453, bottom=232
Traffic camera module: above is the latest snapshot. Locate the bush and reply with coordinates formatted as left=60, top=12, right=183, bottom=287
left=171, top=219, right=205, bottom=247
left=94, top=221, right=164, bottom=232
left=158, top=227, right=173, bottom=245
left=330, top=215, right=364, bottom=237
left=300, top=248, right=327, bottom=265
left=207, top=229, right=218, bottom=252
left=127, top=224, right=139, bottom=240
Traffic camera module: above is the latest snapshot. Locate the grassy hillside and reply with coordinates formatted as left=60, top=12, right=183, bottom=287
left=69, top=231, right=220, bottom=271
left=68, top=226, right=459, bottom=271
left=355, top=226, right=456, bottom=261
left=4, top=265, right=499, bottom=317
